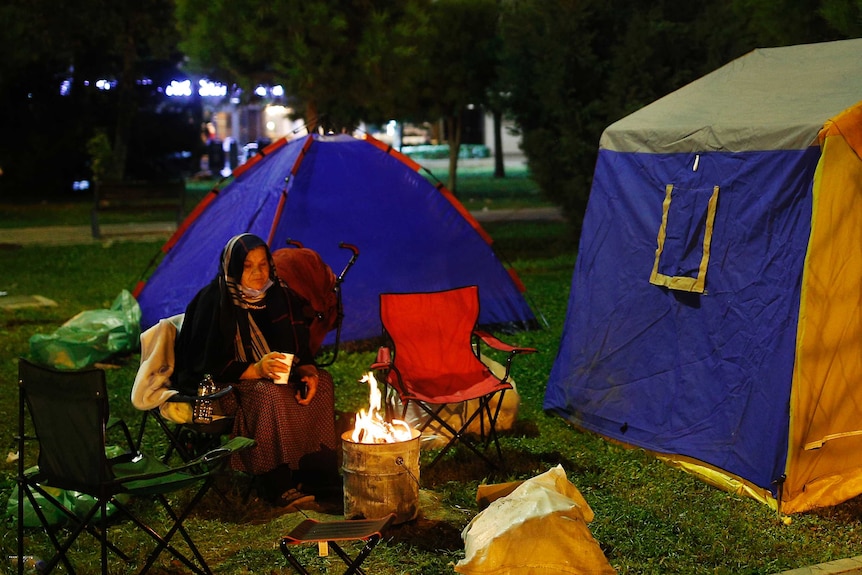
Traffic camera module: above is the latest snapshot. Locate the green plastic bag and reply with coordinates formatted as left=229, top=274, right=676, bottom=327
left=7, top=448, right=130, bottom=527
left=5, top=482, right=75, bottom=528
left=6, top=485, right=125, bottom=528
left=29, top=290, right=141, bottom=370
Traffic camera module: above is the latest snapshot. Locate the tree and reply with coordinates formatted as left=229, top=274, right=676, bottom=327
left=96, top=1, right=182, bottom=181
left=819, top=0, right=862, bottom=36
left=498, top=0, right=856, bottom=236
left=497, top=0, right=607, bottom=232
left=483, top=3, right=509, bottom=179
left=0, top=1, right=100, bottom=194
left=732, top=0, right=849, bottom=45
left=0, top=0, right=183, bottom=194
left=417, top=0, right=500, bottom=193
left=175, top=0, right=430, bottom=133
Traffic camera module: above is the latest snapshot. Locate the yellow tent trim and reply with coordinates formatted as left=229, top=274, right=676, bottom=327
left=563, top=421, right=787, bottom=513
left=655, top=453, right=778, bottom=511
left=650, top=184, right=719, bottom=293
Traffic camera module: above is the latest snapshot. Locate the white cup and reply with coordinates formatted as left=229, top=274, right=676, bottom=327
left=272, top=353, right=294, bottom=384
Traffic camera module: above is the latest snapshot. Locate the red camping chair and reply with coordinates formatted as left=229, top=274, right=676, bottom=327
left=372, top=286, right=536, bottom=471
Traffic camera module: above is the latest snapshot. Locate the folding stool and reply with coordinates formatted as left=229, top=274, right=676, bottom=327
left=279, top=514, right=395, bottom=575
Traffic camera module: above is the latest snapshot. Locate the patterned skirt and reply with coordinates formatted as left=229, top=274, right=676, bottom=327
left=222, top=369, right=338, bottom=476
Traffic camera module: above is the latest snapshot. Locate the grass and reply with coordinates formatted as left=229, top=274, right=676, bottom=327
left=1, top=167, right=862, bottom=574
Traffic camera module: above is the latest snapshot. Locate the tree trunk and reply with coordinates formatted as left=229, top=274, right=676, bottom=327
left=493, top=109, right=505, bottom=179
left=305, top=101, right=319, bottom=134
left=109, top=35, right=137, bottom=181
left=446, top=112, right=462, bottom=194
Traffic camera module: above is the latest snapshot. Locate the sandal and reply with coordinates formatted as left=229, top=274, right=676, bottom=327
left=275, top=488, right=316, bottom=508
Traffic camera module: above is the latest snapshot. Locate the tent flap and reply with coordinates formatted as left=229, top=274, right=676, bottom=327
left=783, top=100, right=862, bottom=513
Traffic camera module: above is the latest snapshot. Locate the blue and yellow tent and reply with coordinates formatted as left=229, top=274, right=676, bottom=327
left=544, top=39, right=862, bottom=513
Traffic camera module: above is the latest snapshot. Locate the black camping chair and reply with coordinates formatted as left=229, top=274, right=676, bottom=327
left=135, top=377, right=244, bottom=505
left=131, top=317, right=245, bottom=507
left=16, top=357, right=254, bottom=575
left=136, top=383, right=235, bottom=464
left=135, top=383, right=254, bottom=510
left=131, top=316, right=238, bottom=462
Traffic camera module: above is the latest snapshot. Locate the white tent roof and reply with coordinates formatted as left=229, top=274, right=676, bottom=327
left=600, top=38, right=862, bottom=154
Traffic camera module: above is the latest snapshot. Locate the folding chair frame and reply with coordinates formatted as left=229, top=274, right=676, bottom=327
left=135, top=385, right=234, bottom=464
left=279, top=514, right=395, bottom=575
left=396, top=365, right=511, bottom=470
left=19, top=469, right=217, bottom=575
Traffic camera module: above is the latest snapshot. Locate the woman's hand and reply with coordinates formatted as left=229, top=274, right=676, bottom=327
left=243, top=352, right=292, bottom=380
left=295, top=365, right=319, bottom=405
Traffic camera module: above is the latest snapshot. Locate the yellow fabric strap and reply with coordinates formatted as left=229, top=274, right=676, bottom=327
left=650, top=184, right=719, bottom=293
left=805, top=429, right=862, bottom=451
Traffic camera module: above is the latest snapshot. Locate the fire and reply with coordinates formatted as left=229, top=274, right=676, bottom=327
left=351, top=372, right=413, bottom=443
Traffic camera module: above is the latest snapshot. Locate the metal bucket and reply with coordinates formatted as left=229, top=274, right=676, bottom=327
left=341, top=428, right=420, bottom=524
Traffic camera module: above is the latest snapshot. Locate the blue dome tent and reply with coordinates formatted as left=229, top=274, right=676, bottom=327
left=134, top=133, right=537, bottom=344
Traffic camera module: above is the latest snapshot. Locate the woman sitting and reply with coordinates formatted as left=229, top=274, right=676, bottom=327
left=173, top=233, right=338, bottom=505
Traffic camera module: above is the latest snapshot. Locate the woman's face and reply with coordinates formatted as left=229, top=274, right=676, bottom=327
left=242, top=246, right=271, bottom=291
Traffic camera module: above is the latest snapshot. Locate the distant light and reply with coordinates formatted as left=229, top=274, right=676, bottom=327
left=271, top=85, right=284, bottom=97
left=255, top=85, right=267, bottom=97
left=96, top=79, right=114, bottom=91
left=59, top=79, right=72, bottom=96
left=198, top=79, right=227, bottom=98
left=166, top=79, right=192, bottom=97
left=72, top=180, right=90, bottom=191
left=137, top=78, right=153, bottom=86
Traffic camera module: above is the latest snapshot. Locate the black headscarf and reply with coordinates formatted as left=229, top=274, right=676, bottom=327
left=173, top=233, right=313, bottom=394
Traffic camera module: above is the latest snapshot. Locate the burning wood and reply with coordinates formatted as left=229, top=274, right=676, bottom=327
left=351, top=372, right=413, bottom=444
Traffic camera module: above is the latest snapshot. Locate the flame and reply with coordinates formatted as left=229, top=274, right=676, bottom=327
left=351, top=372, right=413, bottom=443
